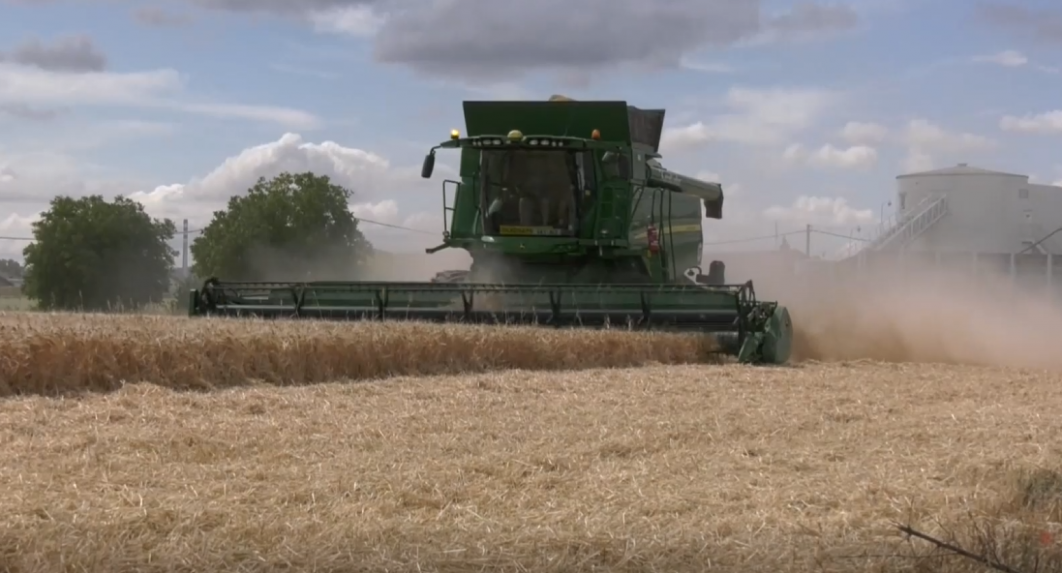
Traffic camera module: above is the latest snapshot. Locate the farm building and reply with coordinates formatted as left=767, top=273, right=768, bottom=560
left=789, top=163, right=1062, bottom=294
left=866, top=163, right=1062, bottom=255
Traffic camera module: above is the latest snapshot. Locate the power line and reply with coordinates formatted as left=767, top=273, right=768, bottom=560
left=812, top=228, right=869, bottom=242
left=702, top=230, right=805, bottom=246
left=357, top=218, right=436, bottom=235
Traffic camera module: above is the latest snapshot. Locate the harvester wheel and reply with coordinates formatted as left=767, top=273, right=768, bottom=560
left=734, top=305, right=794, bottom=365
left=760, top=306, right=793, bottom=365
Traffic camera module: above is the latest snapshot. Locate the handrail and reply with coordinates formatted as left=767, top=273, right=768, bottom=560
left=864, top=194, right=946, bottom=251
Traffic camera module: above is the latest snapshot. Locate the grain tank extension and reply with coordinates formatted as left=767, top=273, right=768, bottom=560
left=188, top=97, right=793, bottom=365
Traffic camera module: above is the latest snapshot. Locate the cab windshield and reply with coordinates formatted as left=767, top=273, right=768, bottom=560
left=479, top=148, right=595, bottom=237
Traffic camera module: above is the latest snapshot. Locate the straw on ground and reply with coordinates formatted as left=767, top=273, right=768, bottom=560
left=2, top=357, right=1062, bottom=572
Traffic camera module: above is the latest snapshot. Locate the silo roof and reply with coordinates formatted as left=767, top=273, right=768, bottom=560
left=896, top=163, right=1027, bottom=179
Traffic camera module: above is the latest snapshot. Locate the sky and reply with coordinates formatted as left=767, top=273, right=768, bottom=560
left=0, top=0, right=1061, bottom=264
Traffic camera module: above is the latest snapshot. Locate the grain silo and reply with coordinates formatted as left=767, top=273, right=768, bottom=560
left=887, top=163, right=1062, bottom=255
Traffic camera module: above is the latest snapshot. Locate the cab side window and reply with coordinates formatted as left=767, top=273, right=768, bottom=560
left=598, top=150, right=630, bottom=180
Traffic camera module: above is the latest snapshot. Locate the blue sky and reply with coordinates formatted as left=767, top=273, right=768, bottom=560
left=0, top=0, right=1060, bottom=264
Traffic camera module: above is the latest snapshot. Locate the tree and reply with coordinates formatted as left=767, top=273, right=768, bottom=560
left=190, top=172, right=373, bottom=281
left=22, top=195, right=177, bottom=311
left=0, top=259, right=22, bottom=277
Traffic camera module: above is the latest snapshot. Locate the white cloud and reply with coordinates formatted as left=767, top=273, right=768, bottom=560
left=270, top=63, right=340, bottom=80
left=763, top=195, right=875, bottom=227
left=0, top=150, right=140, bottom=202
left=839, top=121, right=888, bottom=143
left=0, top=62, right=320, bottom=129
left=32, top=119, right=179, bottom=152
left=132, top=133, right=392, bottom=206
left=350, top=199, right=400, bottom=223
left=783, top=143, right=878, bottom=169
left=0, top=62, right=181, bottom=106
left=694, top=170, right=742, bottom=196
left=0, top=212, right=37, bottom=250
left=898, top=119, right=995, bottom=173
left=679, top=58, right=735, bottom=73
left=350, top=199, right=446, bottom=237
left=1000, top=111, right=1062, bottom=134
left=737, top=2, right=860, bottom=46
left=902, top=148, right=934, bottom=173
left=972, top=49, right=1028, bottom=67
left=661, top=86, right=838, bottom=149
left=970, top=49, right=1058, bottom=73
left=175, top=103, right=320, bottom=130
left=309, top=6, right=387, bottom=37
left=903, top=119, right=995, bottom=151
left=0, top=133, right=454, bottom=258
left=127, top=133, right=453, bottom=251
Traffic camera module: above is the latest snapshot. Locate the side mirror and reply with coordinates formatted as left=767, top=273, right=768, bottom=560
left=420, top=152, right=436, bottom=179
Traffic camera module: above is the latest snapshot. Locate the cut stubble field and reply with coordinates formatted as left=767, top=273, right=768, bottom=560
left=4, top=357, right=1062, bottom=572
left=3, top=270, right=1062, bottom=573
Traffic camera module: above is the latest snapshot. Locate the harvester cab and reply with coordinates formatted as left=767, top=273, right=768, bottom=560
left=188, top=96, right=794, bottom=365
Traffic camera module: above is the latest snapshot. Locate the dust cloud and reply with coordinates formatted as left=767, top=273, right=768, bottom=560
left=719, top=252, right=1062, bottom=370
left=240, top=239, right=1062, bottom=371
left=360, top=249, right=473, bottom=282
left=241, top=244, right=473, bottom=283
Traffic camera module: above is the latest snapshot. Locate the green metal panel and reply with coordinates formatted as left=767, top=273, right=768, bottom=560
left=188, top=279, right=794, bottom=364
left=459, top=146, right=479, bottom=178
left=463, top=101, right=633, bottom=142
left=647, top=163, right=723, bottom=220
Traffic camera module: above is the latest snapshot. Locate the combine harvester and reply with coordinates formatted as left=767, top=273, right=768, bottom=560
left=188, top=96, right=794, bottom=365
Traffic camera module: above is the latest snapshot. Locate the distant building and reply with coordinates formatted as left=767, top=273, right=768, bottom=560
left=859, top=163, right=1062, bottom=256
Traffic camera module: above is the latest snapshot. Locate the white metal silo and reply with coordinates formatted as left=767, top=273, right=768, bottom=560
left=895, top=163, right=1032, bottom=254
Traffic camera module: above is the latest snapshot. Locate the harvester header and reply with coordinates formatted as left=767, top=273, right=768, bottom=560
left=189, top=95, right=794, bottom=365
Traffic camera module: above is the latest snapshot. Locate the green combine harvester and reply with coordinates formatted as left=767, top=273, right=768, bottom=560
left=188, top=96, right=794, bottom=364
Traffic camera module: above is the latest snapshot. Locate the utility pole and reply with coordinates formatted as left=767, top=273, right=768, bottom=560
left=805, top=224, right=811, bottom=257
left=182, top=219, right=188, bottom=277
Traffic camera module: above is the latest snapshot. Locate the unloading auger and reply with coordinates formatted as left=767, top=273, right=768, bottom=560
left=188, top=96, right=794, bottom=365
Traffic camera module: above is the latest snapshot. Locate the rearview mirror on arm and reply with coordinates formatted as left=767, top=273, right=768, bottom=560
left=421, top=152, right=436, bottom=179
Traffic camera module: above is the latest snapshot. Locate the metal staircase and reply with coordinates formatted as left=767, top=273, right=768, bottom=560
left=862, top=194, right=948, bottom=252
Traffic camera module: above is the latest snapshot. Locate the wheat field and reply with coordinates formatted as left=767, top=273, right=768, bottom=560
left=0, top=313, right=720, bottom=396
left=1, top=310, right=1062, bottom=572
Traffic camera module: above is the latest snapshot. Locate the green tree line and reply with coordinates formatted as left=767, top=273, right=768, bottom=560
left=14, top=171, right=374, bottom=312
